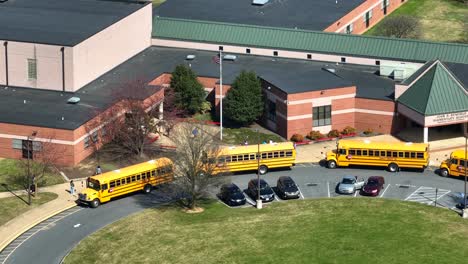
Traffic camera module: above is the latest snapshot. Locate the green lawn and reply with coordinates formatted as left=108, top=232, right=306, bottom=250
left=0, top=192, right=58, bottom=226
left=366, top=0, right=468, bottom=43
left=152, top=0, right=166, bottom=7
left=222, top=128, right=284, bottom=145
left=0, top=159, right=65, bottom=192
left=64, top=199, right=468, bottom=264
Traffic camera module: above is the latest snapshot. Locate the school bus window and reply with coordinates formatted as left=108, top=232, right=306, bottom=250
left=338, top=149, right=346, bottom=155
left=349, top=150, right=356, bottom=155
left=151, top=170, right=155, bottom=177
left=141, top=174, right=146, bottom=180
left=451, top=158, right=458, bottom=165
left=417, top=152, right=424, bottom=159
left=404, top=152, right=410, bottom=158
left=267, top=152, right=273, bottom=158
left=274, top=152, right=279, bottom=158
left=110, top=181, right=116, bottom=188
left=368, top=150, right=374, bottom=156
left=380, top=151, right=385, bottom=156
left=386, top=151, right=391, bottom=157
left=362, top=150, right=368, bottom=156
left=218, top=157, right=226, bottom=163
left=398, top=152, right=404, bottom=158
left=261, top=153, right=267, bottom=159
left=279, top=151, right=285, bottom=157
left=131, top=175, right=136, bottom=182
left=232, top=156, right=238, bottom=162
left=136, top=174, right=141, bottom=181
left=356, top=150, right=362, bottom=156
left=126, top=177, right=131, bottom=183
left=410, top=152, right=416, bottom=158
left=286, top=151, right=293, bottom=157
left=101, top=184, right=108, bottom=190
left=236, top=155, right=243, bottom=161
left=243, top=154, right=249, bottom=160
left=225, top=156, right=231, bottom=162
left=116, top=179, right=121, bottom=186
left=250, top=154, right=255, bottom=160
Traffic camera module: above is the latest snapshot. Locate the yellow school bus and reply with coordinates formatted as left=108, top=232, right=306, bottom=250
left=214, top=142, right=296, bottom=175
left=326, top=139, right=429, bottom=172
left=78, top=158, right=173, bottom=208
left=439, top=149, right=467, bottom=177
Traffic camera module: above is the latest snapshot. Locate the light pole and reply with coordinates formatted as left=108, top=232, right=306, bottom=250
left=463, top=122, right=467, bottom=218
left=27, top=131, right=37, bottom=206
left=219, top=50, right=223, bottom=141
left=256, top=129, right=262, bottom=209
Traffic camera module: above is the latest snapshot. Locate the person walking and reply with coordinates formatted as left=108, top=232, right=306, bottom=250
left=96, top=165, right=102, bottom=175
left=70, top=180, right=75, bottom=196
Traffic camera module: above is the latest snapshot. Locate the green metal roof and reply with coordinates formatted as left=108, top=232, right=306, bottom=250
left=152, top=17, right=468, bottom=64
left=397, top=61, right=468, bottom=116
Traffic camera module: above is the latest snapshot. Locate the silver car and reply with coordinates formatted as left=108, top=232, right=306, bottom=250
left=338, top=176, right=365, bottom=194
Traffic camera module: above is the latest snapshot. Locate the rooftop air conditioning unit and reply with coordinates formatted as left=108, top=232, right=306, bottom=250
left=67, top=97, right=80, bottom=104
left=223, top=54, right=237, bottom=61
left=252, top=0, right=269, bottom=5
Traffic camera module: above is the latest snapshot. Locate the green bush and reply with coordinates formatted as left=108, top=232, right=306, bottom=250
left=290, top=134, right=304, bottom=142
left=363, top=128, right=374, bottom=135
left=307, top=131, right=324, bottom=140
left=327, top=129, right=340, bottom=138
left=341, top=126, right=356, bottom=135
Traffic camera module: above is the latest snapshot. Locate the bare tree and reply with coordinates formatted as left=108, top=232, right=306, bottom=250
left=376, top=15, right=421, bottom=39
left=13, top=134, right=67, bottom=200
left=170, top=123, right=227, bottom=210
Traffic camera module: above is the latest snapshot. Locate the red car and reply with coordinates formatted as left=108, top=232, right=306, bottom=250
left=361, top=176, right=385, bottom=196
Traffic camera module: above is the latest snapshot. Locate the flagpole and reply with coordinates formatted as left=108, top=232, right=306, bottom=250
left=219, top=50, right=223, bottom=141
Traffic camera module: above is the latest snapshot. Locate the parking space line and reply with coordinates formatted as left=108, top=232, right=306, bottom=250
left=405, top=186, right=423, bottom=201
left=354, top=191, right=358, bottom=197
left=244, top=194, right=255, bottom=206
left=275, top=195, right=280, bottom=202
left=327, top=181, right=330, bottom=198
left=380, top=184, right=390, bottom=198
left=297, top=186, right=305, bottom=200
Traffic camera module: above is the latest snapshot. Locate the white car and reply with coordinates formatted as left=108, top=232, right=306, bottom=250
left=338, top=176, right=365, bottom=194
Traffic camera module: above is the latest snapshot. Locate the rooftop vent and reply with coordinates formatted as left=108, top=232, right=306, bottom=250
left=67, top=97, right=80, bottom=104
left=186, top=54, right=196, bottom=60
left=252, top=0, right=269, bottom=5
left=223, top=54, right=237, bottom=61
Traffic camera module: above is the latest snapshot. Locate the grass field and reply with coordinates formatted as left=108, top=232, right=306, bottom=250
left=366, top=0, right=468, bottom=43
left=0, top=159, right=65, bottom=192
left=64, top=199, right=468, bottom=264
left=222, top=128, right=284, bottom=145
left=0, top=192, right=58, bottom=226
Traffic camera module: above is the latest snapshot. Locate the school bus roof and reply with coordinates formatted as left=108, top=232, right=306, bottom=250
left=451, top=149, right=468, bottom=159
left=220, top=142, right=294, bottom=155
left=338, top=139, right=428, bottom=152
left=89, top=157, right=172, bottom=183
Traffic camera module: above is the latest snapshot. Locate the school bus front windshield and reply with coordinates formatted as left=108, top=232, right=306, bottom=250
left=87, top=178, right=100, bottom=191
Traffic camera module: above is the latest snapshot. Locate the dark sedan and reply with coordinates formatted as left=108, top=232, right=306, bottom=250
left=361, top=176, right=385, bottom=196
left=276, top=176, right=300, bottom=199
left=247, top=179, right=275, bottom=202
left=219, top=183, right=246, bottom=206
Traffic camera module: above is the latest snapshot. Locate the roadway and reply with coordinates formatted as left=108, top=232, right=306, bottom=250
left=1, top=164, right=465, bottom=264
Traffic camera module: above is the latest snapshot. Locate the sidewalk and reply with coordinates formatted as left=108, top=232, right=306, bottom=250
left=0, top=181, right=85, bottom=252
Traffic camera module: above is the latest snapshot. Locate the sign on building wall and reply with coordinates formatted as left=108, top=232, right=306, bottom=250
left=426, top=111, right=468, bottom=127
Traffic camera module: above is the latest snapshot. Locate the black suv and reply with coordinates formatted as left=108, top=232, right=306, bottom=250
left=219, top=183, right=246, bottom=206
left=276, top=176, right=300, bottom=199
left=247, top=179, right=275, bottom=202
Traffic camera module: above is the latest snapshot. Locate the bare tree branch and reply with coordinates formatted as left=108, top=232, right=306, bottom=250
left=376, top=15, right=421, bottom=39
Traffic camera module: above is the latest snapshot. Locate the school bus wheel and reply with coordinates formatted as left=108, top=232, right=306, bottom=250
left=143, top=184, right=152, bottom=194
left=388, top=163, right=399, bottom=173
left=90, top=199, right=100, bottom=208
left=327, top=160, right=337, bottom=169
left=439, top=168, right=449, bottom=177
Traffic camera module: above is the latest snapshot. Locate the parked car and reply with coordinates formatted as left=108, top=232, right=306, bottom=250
left=276, top=176, right=300, bottom=199
left=247, top=179, right=275, bottom=202
left=337, top=175, right=365, bottom=194
left=219, top=183, right=246, bottom=206
left=455, top=193, right=467, bottom=209
left=361, top=176, right=385, bottom=196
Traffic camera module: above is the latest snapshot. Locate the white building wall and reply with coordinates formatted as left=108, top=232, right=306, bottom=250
left=72, top=4, right=152, bottom=91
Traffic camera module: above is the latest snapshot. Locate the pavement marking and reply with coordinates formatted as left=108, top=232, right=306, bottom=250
left=244, top=194, right=256, bottom=206
left=354, top=191, right=358, bottom=197
left=404, top=186, right=424, bottom=201
left=395, top=184, right=417, bottom=188
left=274, top=195, right=280, bottom=202
left=298, top=187, right=305, bottom=200
left=0, top=207, right=83, bottom=264
left=327, top=181, right=330, bottom=198
left=404, top=186, right=451, bottom=207
left=73, top=223, right=81, bottom=228
left=380, top=184, right=390, bottom=198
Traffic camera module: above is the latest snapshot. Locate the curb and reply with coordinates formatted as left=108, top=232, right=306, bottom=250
left=0, top=203, right=77, bottom=253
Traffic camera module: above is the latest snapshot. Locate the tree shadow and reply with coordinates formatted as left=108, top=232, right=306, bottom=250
left=1, top=183, right=29, bottom=205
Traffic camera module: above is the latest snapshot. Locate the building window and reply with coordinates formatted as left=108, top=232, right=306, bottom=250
left=246, top=48, right=251, bottom=54
left=382, top=0, right=389, bottom=15
left=341, top=57, right=346, bottom=63
left=346, top=24, right=353, bottom=34
left=91, top=131, right=99, bottom=143
left=219, top=46, right=223, bottom=51
left=273, top=51, right=278, bottom=56
left=101, top=126, right=107, bottom=137
left=84, top=136, right=90, bottom=149
left=364, top=10, right=373, bottom=28
left=313, top=105, right=331, bottom=127
left=266, top=100, right=276, bottom=122
left=307, top=54, right=312, bottom=59
left=375, top=60, right=381, bottom=66
left=32, top=141, right=42, bottom=152
left=12, top=139, right=22, bottom=149
left=22, top=140, right=33, bottom=159
left=28, top=59, right=37, bottom=80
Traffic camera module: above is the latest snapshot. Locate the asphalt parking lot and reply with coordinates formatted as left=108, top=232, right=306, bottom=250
left=221, top=164, right=466, bottom=212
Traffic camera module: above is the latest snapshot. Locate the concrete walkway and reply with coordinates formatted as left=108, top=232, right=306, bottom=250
left=0, top=182, right=84, bottom=252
